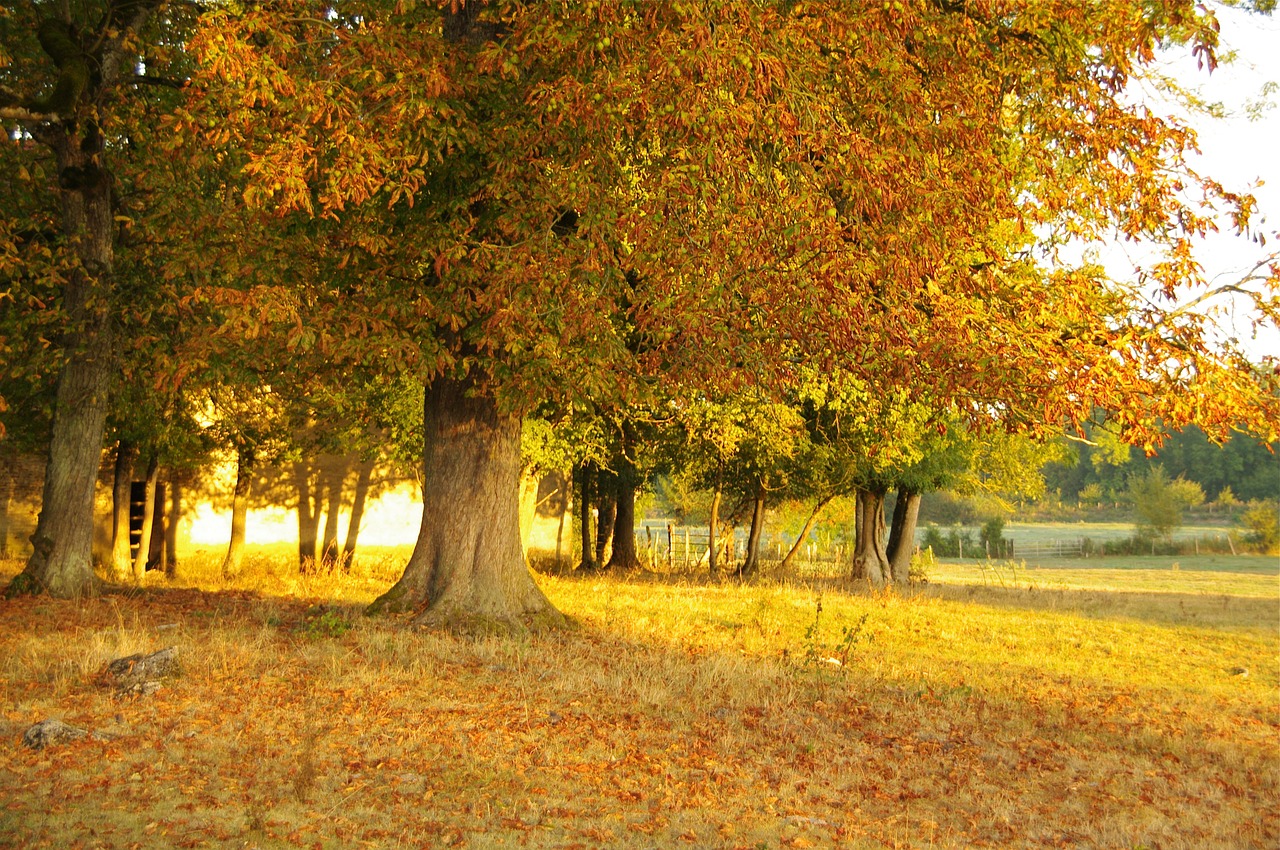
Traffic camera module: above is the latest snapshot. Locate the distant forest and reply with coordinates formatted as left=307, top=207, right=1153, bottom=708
left=1044, top=426, right=1279, bottom=504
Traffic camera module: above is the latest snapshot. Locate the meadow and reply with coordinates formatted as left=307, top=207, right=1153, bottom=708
left=0, top=547, right=1276, bottom=849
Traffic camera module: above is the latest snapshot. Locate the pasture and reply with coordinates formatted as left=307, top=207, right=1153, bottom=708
left=0, top=549, right=1276, bottom=849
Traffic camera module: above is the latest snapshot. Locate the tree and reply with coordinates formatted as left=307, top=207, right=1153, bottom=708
left=1128, top=465, right=1205, bottom=541
left=172, top=1, right=1278, bottom=624
left=2, top=0, right=198, bottom=597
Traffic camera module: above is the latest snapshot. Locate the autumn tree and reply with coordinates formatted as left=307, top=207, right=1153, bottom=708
left=171, top=1, right=1279, bottom=625
left=2, top=0, right=199, bottom=596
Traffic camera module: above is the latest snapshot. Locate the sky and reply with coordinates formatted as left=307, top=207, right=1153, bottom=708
left=1131, top=5, right=1280, bottom=357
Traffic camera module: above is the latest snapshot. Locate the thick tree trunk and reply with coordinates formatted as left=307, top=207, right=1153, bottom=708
left=739, top=480, right=766, bottom=576
left=886, top=489, right=922, bottom=585
left=220, top=445, right=254, bottom=579
left=367, top=373, right=561, bottom=630
left=110, top=440, right=137, bottom=582
left=294, top=462, right=320, bottom=571
left=341, top=458, right=374, bottom=571
left=576, top=462, right=598, bottom=571
left=778, top=494, right=835, bottom=572
left=606, top=424, right=641, bottom=571
left=606, top=475, right=640, bottom=571
left=8, top=136, right=115, bottom=598
left=319, top=462, right=345, bottom=570
left=852, top=487, right=889, bottom=588
left=132, top=455, right=160, bottom=580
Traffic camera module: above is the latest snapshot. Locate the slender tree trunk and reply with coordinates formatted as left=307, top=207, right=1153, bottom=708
left=0, top=470, right=12, bottom=558
left=852, top=487, right=889, bottom=588
left=739, top=480, right=766, bottom=576
left=707, top=479, right=723, bottom=575
left=886, top=489, right=922, bottom=585
left=165, top=473, right=180, bottom=577
left=778, top=494, right=835, bottom=572
left=341, top=458, right=374, bottom=571
left=294, top=461, right=320, bottom=571
left=7, top=137, right=115, bottom=599
left=594, top=480, right=616, bottom=567
left=555, top=471, right=570, bottom=570
left=519, top=472, right=540, bottom=557
left=319, top=461, right=344, bottom=570
left=367, top=373, right=561, bottom=630
left=110, top=440, right=137, bottom=582
left=576, top=461, right=597, bottom=571
left=220, top=445, right=254, bottom=579
left=131, top=455, right=159, bottom=580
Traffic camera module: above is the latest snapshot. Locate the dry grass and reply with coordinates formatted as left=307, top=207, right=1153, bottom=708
left=0, top=554, right=1276, bottom=850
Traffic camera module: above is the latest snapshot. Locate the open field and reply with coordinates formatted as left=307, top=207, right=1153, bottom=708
left=1, top=554, right=1277, bottom=850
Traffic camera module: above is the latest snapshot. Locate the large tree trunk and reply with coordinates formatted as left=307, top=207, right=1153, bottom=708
left=606, top=424, right=641, bottom=571
left=132, top=455, right=160, bottom=581
left=221, top=445, right=254, bottom=579
left=886, top=489, right=921, bottom=585
left=777, top=494, right=835, bottom=572
left=367, top=373, right=561, bottom=630
left=606, top=475, right=640, bottom=571
left=341, top=458, right=374, bottom=571
left=110, top=440, right=137, bottom=582
left=8, top=135, right=116, bottom=599
left=852, top=486, right=889, bottom=588
left=739, top=480, right=766, bottom=576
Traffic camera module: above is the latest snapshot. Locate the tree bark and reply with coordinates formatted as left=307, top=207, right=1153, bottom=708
left=777, top=494, right=835, bottom=572
left=110, top=440, right=137, bottom=582
left=707, top=480, right=723, bottom=575
left=518, top=471, right=540, bottom=557
left=606, top=474, right=640, bottom=571
left=593, top=479, right=616, bottom=567
left=886, top=489, right=921, bottom=585
left=220, top=445, right=254, bottom=579
left=319, top=461, right=345, bottom=570
left=606, top=423, right=641, bottom=571
left=367, top=373, right=562, bottom=630
left=294, top=462, right=320, bottom=571
left=341, top=458, right=374, bottom=571
left=852, top=486, right=889, bottom=588
left=576, top=461, right=598, bottom=571
left=7, top=137, right=115, bottom=599
left=164, top=473, right=180, bottom=577
left=739, top=479, right=767, bottom=576
left=132, top=454, right=159, bottom=580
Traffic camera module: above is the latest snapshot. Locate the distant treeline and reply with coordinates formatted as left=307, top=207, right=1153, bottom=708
left=1044, top=426, right=1279, bottom=504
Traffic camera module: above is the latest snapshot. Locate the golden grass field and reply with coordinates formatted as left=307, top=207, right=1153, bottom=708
left=1, top=548, right=1276, bottom=849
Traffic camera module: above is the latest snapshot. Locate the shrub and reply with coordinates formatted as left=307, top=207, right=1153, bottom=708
left=1239, top=500, right=1279, bottom=554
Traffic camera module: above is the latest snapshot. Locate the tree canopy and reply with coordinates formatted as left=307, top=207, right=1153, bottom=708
left=2, top=0, right=1277, bottom=609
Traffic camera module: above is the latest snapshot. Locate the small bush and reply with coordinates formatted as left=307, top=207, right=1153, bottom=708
left=1239, top=500, right=1279, bottom=554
